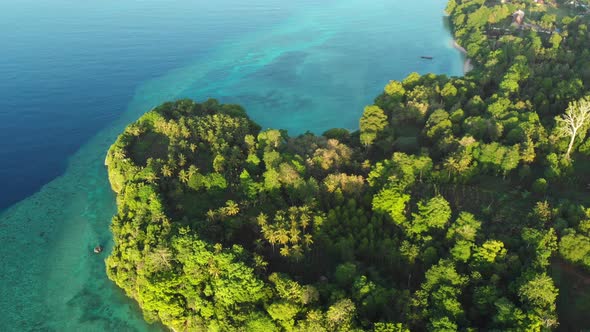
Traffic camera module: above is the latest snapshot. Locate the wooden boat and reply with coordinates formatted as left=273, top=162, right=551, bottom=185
left=94, top=245, right=103, bottom=254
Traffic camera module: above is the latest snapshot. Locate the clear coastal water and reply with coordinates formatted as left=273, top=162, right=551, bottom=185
left=0, top=0, right=462, bottom=330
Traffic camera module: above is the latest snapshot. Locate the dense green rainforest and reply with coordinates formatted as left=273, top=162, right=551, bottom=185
left=105, top=0, right=590, bottom=330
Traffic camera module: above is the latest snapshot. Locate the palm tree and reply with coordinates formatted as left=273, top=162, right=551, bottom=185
left=279, top=246, right=291, bottom=257
left=291, top=244, right=303, bottom=260
left=181, top=126, right=190, bottom=139
left=113, top=149, right=126, bottom=160
left=275, top=213, right=286, bottom=225
left=289, top=226, right=301, bottom=245
left=179, top=169, right=189, bottom=183
left=277, top=229, right=290, bottom=246
left=224, top=200, right=240, bottom=216
left=178, top=153, right=187, bottom=167
left=144, top=171, right=159, bottom=184
left=256, top=213, right=268, bottom=226
left=253, top=254, right=268, bottom=273
left=267, top=232, right=278, bottom=252
left=206, top=209, right=217, bottom=222
left=207, top=259, right=221, bottom=278
left=300, top=214, right=311, bottom=231
left=188, top=165, right=198, bottom=178
left=127, top=125, right=139, bottom=136
left=254, top=239, right=265, bottom=251
left=304, top=234, right=314, bottom=247
left=161, top=164, right=173, bottom=177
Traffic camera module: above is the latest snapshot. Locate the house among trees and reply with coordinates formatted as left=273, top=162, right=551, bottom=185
left=512, top=9, right=525, bottom=25
left=534, top=0, right=545, bottom=5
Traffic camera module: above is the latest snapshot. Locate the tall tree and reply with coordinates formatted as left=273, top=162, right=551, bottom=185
left=360, top=105, right=388, bottom=147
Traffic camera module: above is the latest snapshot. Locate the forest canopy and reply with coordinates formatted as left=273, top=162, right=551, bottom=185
left=105, top=0, right=590, bottom=331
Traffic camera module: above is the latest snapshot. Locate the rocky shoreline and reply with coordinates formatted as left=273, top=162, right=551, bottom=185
left=453, top=39, right=473, bottom=74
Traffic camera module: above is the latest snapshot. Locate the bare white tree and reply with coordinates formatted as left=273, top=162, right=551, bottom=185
left=556, top=97, right=590, bottom=160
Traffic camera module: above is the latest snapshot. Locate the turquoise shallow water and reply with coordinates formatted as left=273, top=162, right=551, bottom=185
left=0, top=0, right=462, bottom=330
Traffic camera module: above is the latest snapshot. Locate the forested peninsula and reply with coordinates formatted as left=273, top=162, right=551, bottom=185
left=105, top=0, right=590, bottom=330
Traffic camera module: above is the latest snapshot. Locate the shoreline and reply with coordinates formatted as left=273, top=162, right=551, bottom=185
left=452, top=39, right=473, bottom=74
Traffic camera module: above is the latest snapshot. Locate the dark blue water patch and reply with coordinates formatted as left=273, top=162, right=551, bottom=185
left=247, top=51, right=309, bottom=83
left=224, top=91, right=314, bottom=116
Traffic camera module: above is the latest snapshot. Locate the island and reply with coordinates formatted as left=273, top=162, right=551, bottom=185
left=105, top=0, right=590, bottom=330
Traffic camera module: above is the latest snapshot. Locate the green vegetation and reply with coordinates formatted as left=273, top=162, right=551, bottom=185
left=105, top=0, right=590, bottom=330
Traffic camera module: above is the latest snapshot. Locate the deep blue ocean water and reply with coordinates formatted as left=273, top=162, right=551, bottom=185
left=0, top=0, right=462, bottom=330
